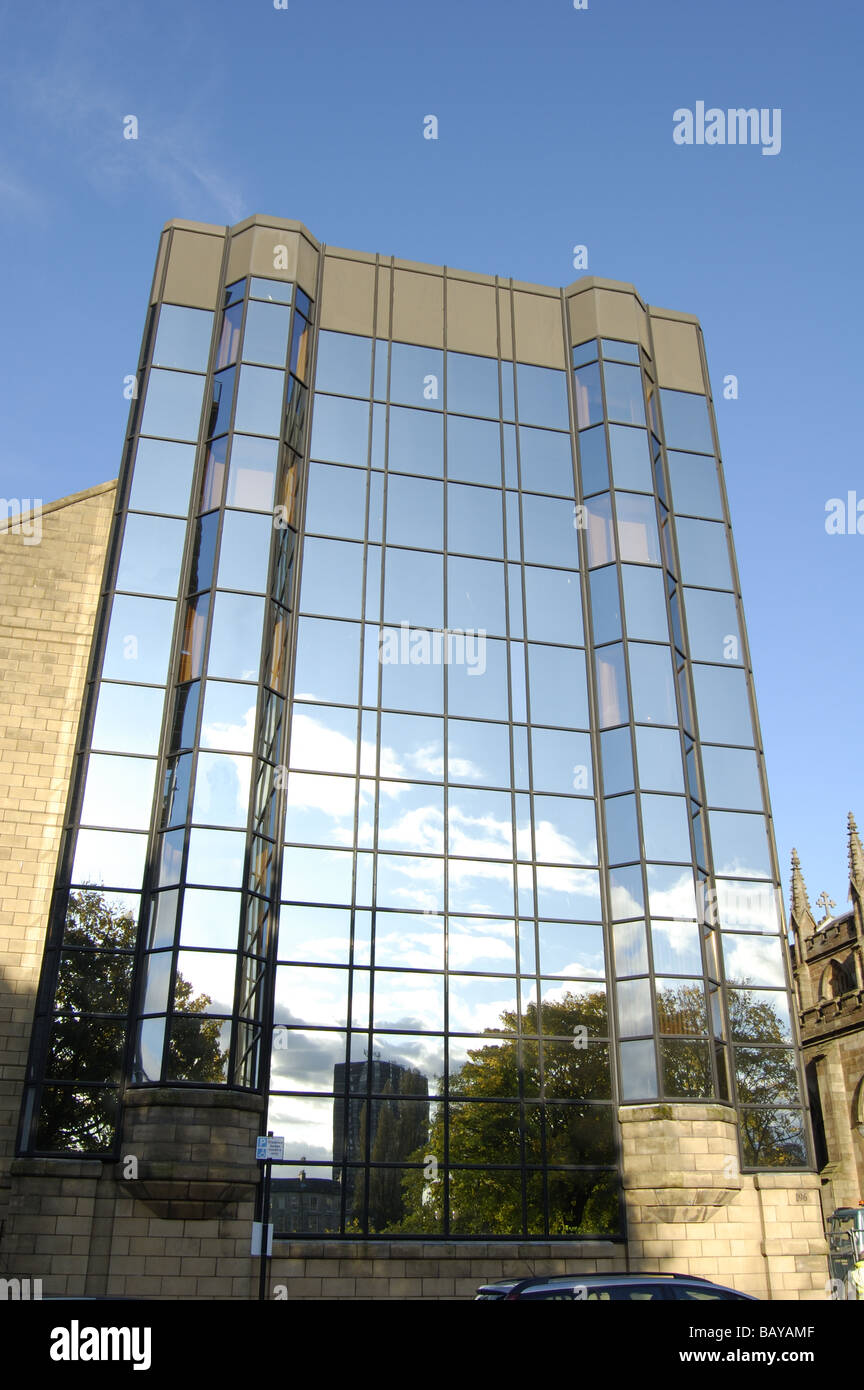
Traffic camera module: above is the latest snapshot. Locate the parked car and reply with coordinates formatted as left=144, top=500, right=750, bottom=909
left=474, top=1272, right=758, bottom=1300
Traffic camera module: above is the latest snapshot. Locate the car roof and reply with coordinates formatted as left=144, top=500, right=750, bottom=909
left=476, top=1272, right=727, bottom=1292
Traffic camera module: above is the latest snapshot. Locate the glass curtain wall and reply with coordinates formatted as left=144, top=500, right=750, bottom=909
left=20, top=260, right=808, bottom=1234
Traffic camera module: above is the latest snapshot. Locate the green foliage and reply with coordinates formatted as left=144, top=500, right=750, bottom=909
left=37, top=887, right=228, bottom=1152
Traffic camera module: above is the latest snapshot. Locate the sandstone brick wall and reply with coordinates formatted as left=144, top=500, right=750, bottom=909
left=0, top=482, right=116, bottom=1231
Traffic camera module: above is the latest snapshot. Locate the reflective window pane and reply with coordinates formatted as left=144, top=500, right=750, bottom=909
left=572, top=340, right=598, bottom=369
left=617, top=978, right=653, bottom=1037
left=390, top=343, right=443, bottom=409
left=629, top=644, right=677, bottom=725
left=234, top=365, right=284, bottom=436
left=615, top=493, right=660, bottom=564
left=640, top=794, right=691, bottom=862
left=389, top=406, right=444, bottom=478
left=528, top=645, right=589, bottom=727
left=612, top=920, right=648, bottom=976
left=709, top=811, right=772, bottom=878
left=621, top=565, right=668, bottom=641
left=242, top=300, right=291, bottom=367
left=519, top=427, right=573, bottom=496
left=208, top=593, right=265, bottom=680
left=605, top=794, right=640, bottom=864
left=71, top=829, right=147, bottom=890
left=141, top=369, right=205, bottom=442
left=301, top=538, right=365, bottom=620
left=533, top=797, right=597, bottom=866
left=683, top=588, right=740, bottom=664
left=447, top=636, right=507, bottom=719
left=595, top=644, right=628, bottom=728
left=447, top=415, right=501, bottom=485
left=128, top=439, right=195, bottom=516
left=384, top=548, right=444, bottom=628
left=692, top=665, right=753, bottom=745
left=668, top=452, right=723, bottom=519
left=516, top=364, right=569, bottom=429
left=80, top=754, right=156, bottom=831
left=603, top=363, right=645, bottom=426
left=92, top=683, right=165, bottom=755
left=531, top=728, right=593, bottom=796
left=635, top=727, right=684, bottom=793
left=192, top=751, right=252, bottom=828
left=578, top=425, right=608, bottom=495
left=524, top=567, right=582, bottom=644
left=660, top=389, right=714, bottom=453
left=306, top=461, right=367, bottom=540
left=310, top=395, right=369, bottom=467
left=573, top=361, right=603, bottom=430
left=701, top=746, right=762, bottom=811
left=521, top=494, right=580, bottom=568
left=248, top=277, right=291, bottom=304
left=102, top=595, right=175, bottom=684
left=600, top=726, right=634, bottom=796
left=446, top=351, right=499, bottom=418
left=608, top=425, right=652, bottom=491
left=115, top=514, right=185, bottom=598
left=589, top=565, right=621, bottom=645
left=620, top=1039, right=658, bottom=1100
left=217, top=510, right=273, bottom=593
left=314, top=331, right=372, bottom=397
left=447, top=483, right=503, bottom=558
left=601, top=339, right=640, bottom=364
left=585, top=494, right=615, bottom=567
left=676, top=519, right=733, bottom=590
left=650, top=920, right=703, bottom=975
left=225, top=435, right=279, bottom=510
left=153, top=305, right=213, bottom=371
left=294, top=618, right=361, bottom=705
left=386, top=473, right=443, bottom=549
left=728, top=989, right=792, bottom=1043
left=722, top=934, right=786, bottom=989
left=448, top=719, right=511, bottom=787
left=447, top=556, right=506, bottom=635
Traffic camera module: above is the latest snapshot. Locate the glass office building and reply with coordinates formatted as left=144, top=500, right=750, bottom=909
left=18, top=216, right=810, bottom=1242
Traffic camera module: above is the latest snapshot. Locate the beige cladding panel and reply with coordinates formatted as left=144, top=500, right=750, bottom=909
left=445, top=278, right=498, bottom=357
left=225, top=228, right=319, bottom=299
left=512, top=291, right=566, bottom=368
left=376, top=266, right=392, bottom=338
left=497, top=289, right=513, bottom=359
left=225, top=227, right=258, bottom=286
left=391, top=269, right=444, bottom=347
left=567, top=291, right=600, bottom=348
left=320, top=256, right=376, bottom=335
left=150, top=232, right=170, bottom=306
left=594, top=289, right=649, bottom=350
left=650, top=316, right=706, bottom=393
left=567, top=287, right=649, bottom=352
left=162, top=230, right=225, bottom=310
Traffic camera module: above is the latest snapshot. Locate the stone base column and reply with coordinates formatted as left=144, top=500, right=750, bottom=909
left=619, top=1103, right=829, bottom=1300
left=118, top=1088, right=264, bottom=1220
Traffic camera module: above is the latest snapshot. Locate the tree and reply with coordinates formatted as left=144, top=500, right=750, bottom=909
left=37, top=887, right=228, bottom=1152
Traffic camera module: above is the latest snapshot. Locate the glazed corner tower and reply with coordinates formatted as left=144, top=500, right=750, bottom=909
left=2, top=216, right=828, bottom=1298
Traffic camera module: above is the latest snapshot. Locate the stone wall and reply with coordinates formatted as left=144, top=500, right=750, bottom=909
left=0, top=483, right=116, bottom=1234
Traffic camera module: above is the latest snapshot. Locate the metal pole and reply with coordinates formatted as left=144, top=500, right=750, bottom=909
left=257, top=1131, right=273, bottom=1302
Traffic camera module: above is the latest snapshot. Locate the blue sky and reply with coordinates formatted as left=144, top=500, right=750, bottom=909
left=0, top=0, right=860, bottom=916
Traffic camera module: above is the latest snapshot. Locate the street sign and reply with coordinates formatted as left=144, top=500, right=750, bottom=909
left=251, top=1221, right=274, bottom=1256
left=255, top=1135, right=285, bottom=1161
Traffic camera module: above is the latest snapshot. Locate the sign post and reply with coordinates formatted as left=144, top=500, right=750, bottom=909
left=254, top=1132, right=283, bottom=1301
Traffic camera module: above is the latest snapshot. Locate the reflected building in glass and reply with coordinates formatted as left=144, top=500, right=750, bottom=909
left=2, top=216, right=829, bottom=1297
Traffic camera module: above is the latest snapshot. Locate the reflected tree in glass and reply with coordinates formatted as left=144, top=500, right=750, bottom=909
left=37, top=888, right=229, bottom=1150
left=394, top=989, right=618, bottom=1235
